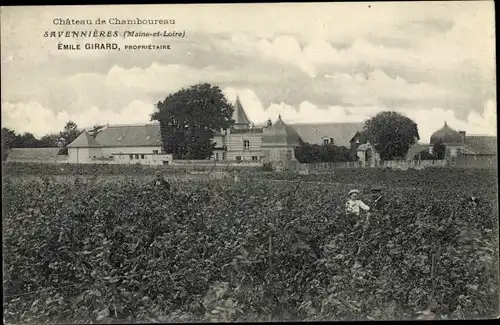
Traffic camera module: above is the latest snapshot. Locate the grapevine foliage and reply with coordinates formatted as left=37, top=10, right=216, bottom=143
left=2, top=164, right=499, bottom=322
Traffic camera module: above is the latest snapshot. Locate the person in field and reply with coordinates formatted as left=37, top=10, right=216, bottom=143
left=345, top=189, right=371, bottom=230
left=153, top=171, right=171, bottom=191
left=370, top=187, right=386, bottom=210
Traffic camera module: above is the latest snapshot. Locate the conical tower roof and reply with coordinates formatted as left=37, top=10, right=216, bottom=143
left=232, top=95, right=251, bottom=128
left=67, top=131, right=101, bottom=148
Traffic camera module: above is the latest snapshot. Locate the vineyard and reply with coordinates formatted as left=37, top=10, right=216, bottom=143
left=2, top=163, right=499, bottom=322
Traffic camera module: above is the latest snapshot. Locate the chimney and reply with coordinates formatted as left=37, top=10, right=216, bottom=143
left=267, top=119, right=272, bottom=127
left=459, top=130, right=466, bottom=143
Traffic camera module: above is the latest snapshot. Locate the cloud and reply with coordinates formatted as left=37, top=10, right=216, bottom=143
left=223, top=87, right=496, bottom=143
left=323, top=69, right=458, bottom=107
left=1, top=100, right=155, bottom=138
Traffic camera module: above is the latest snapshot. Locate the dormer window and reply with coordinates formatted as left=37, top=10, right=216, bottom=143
left=323, top=139, right=329, bottom=145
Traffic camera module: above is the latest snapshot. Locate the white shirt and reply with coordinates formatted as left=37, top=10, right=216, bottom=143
left=345, top=199, right=370, bottom=215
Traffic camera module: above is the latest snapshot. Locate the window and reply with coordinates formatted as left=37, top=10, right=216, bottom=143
left=141, top=154, right=145, bottom=159
left=129, top=154, right=133, bottom=159
left=215, top=153, right=219, bottom=160
left=323, top=139, right=329, bottom=145
left=109, top=156, right=113, bottom=159
left=222, top=152, right=226, bottom=160
left=135, top=154, right=139, bottom=159
left=153, top=150, right=159, bottom=154
left=236, top=156, right=242, bottom=161
left=243, top=140, right=250, bottom=150
left=252, top=156, right=258, bottom=161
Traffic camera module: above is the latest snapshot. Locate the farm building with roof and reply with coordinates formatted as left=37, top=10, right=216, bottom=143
left=406, top=121, right=497, bottom=167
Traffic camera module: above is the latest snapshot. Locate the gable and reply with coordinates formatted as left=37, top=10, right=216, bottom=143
left=67, top=131, right=100, bottom=148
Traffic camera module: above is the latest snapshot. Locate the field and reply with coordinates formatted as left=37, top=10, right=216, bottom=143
left=2, top=163, right=499, bottom=322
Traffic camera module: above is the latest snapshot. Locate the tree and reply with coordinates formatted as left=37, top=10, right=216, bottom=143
left=360, top=111, right=419, bottom=160
left=151, top=83, right=235, bottom=159
left=39, top=133, right=61, bottom=148
left=432, top=140, right=446, bottom=159
left=60, top=121, right=81, bottom=145
left=1, top=128, right=18, bottom=161
left=294, top=139, right=357, bottom=163
left=18, top=133, right=40, bottom=148
left=88, top=124, right=106, bottom=139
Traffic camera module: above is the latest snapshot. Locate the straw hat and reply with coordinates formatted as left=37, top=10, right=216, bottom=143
left=348, top=189, right=360, bottom=196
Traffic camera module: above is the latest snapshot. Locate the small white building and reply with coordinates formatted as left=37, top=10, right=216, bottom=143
left=356, top=141, right=381, bottom=167
left=67, top=124, right=173, bottom=165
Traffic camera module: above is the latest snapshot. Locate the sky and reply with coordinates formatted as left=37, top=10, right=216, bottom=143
left=1, top=2, right=496, bottom=143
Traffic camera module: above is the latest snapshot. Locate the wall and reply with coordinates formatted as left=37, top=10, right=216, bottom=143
left=213, top=134, right=226, bottom=148
left=454, top=154, right=496, bottom=168
left=113, top=153, right=173, bottom=165
left=302, top=159, right=447, bottom=171
left=226, top=132, right=262, bottom=161
left=302, top=161, right=362, bottom=170
left=68, top=148, right=91, bottom=163
left=381, top=159, right=447, bottom=169
left=100, top=146, right=162, bottom=157
left=171, top=160, right=261, bottom=167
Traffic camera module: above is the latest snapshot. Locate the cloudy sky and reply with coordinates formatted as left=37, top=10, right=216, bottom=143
left=1, top=2, right=496, bottom=143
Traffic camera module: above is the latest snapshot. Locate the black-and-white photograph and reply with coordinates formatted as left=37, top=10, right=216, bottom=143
left=1, top=2, right=498, bottom=323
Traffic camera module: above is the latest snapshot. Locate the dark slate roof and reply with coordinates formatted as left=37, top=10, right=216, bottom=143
left=6, top=148, right=64, bottom=161
left=233, top=96, right=251, bottom=126
left=405, top=143, right=429, bottom=160
left=230, top=128, right=264, bottom=134
left=94, top=124, right=162, bottom=147
left=262, top=116, right=301, bottom=146
left=430, top=122, right=462, bottom=145
left=464, top=135, right=497, bottom=155
left=289, top=122, right=364, bottom=147
left=67, top=131, right=100, bottom=148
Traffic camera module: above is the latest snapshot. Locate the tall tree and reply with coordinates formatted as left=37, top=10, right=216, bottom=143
left=59, top=121, right=82, bottom=155
left=360, top=111, right=420, bottom=160
left=432, top=140, right=446, bottom=159
left=151, top=83, right=235, bottom=159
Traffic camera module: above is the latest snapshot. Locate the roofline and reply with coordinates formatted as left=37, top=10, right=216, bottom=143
left=102, top=123, right=159, bottom=128
left=68, top=144, right=162, bottom=148
left=465, top=134, right=497, bottom=137
left=288, top=122, right=364, bottom=125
